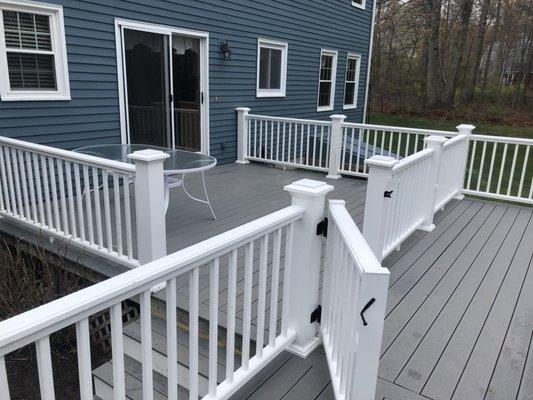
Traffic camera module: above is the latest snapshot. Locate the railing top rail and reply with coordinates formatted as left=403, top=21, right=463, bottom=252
left=342, top=122, right=457, bottom=137
left=0, top=204, right=304, bottom=356
left=328, top=200, right=387, bottom=275
left=0, top=136, right=136, bottom=175
left=392, top=147, right=434, bottom=173
left=247, top=114, right=332, bottom=126
left=443, top=133, right=468, bottom=149
left=470, top=133, right=533, bottom=145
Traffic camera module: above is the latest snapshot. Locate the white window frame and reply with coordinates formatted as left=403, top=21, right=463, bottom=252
left=316, top=49, right=338, bottom=112
left=0, top=0, right=70, bottom=101
left=351, top=0, right=366, bottom=10
left=343, top=53, right=361, bottom=110
left=256, top=38, right=288, bottom=98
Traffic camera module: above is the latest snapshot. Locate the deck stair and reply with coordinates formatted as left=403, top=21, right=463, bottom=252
left=92, top=297, right=243, bottom=399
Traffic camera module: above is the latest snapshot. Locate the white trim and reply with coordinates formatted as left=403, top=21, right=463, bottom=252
left=343, top=52, right=361, bottom=110
left=0, top=0, right=70, bottom=101
left=352, top=0, right=366, bottom=10
left=362, top=0, right=377, bottom=122
left=316, top=49, right=338, bottom=112
left=114, top=18, right=210, bottom=154
left=256, top=38, right=288, bottom=98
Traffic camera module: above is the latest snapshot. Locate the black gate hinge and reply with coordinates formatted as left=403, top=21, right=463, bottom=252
left=310, top=305, right=322, bottom=324
left=384, top=190, right=393, bottom=198
left=316, top=218, right=328, bottom=237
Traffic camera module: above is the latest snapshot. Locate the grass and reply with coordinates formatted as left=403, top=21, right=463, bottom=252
left=368, top=113, right=533, bottom=139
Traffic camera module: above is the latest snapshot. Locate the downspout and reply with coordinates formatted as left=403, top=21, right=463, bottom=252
left=362, top=0, right=377, bottom=123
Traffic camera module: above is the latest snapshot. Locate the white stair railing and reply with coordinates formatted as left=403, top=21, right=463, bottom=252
left=322, top=200, right=389, bottom=400
left=0, top=138, right=168, bottom=266
left=0, top=179, right=335, bottom=400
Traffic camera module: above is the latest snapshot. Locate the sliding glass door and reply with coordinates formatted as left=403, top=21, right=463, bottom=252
left=120, top=27, right=202, bottom=151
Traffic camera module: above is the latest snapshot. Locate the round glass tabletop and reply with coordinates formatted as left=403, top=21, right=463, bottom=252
left=74, top=144, right=217, bottom=174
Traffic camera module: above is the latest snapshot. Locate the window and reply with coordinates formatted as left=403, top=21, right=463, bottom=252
left=343, top=53, right=361, bottom=109
left=256, top=38, right=287, bottom=97
left=0, top=1, right=70, bottom=101
left=351, top=0, right=366, bottom=9
left=317, top=50, right=337, bottom=111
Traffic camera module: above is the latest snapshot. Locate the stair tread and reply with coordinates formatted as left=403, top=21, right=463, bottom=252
left=123, top=314, right=241, bottom=383
left=93, top=355, right=190, bottom=400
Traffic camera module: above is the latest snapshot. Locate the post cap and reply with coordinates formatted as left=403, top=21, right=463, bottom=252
left=456, top=124, right=476, bottom=133
left=424, top=135, right=448, bottom=144
left=127, top=149, right=170, bottom=162
left=330, top=114, right=347, bottom=121
left=235, top=107, right=251, bottom=112
left=284, top=179, right=334, bottom=197
left=364, top=155, right=398, bottom=168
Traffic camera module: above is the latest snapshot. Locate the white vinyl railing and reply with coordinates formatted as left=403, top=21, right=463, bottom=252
left=463, top=134, right=533, bottom=204
left=322, top=200, right=389, bottom=400
left=1, top=179, right=367, bottom=400
left=0, top=137, right=169, bottom=266
left=362, top=133, right=468, bottom=261
left=241, top=112, right=333, bottom=173
left=237, top=109, right=531, bottom=207
left=236, top=107, right=460, bottom=181
left=339, top=123, right=456, bottom=177
left=435, top=134, right=469, bottom=210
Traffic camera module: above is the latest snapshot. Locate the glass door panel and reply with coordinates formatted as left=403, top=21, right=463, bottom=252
left=172, top=34, right=201, bottom=152
left=123, top=29, right=171, bottom=147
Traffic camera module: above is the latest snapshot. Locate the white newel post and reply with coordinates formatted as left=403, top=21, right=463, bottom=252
left=283, top=179, right=334, bottom=357
left=236, top=107, right=251, bottom=164
left=456, top=124, right=476, bottom=199
left=421, top=135, right=447, bottom=231
left=362, top=156, right=397, bottom=262
left=327, top=114, right=346, bottom=179
left=128, top=149, right=169, bottom=264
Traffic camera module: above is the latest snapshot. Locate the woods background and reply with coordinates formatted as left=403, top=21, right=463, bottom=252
left=369, top=0, right=533, bottom=126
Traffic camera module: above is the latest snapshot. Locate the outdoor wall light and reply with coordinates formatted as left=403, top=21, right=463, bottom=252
left=220, top=40, right=231, bottom=61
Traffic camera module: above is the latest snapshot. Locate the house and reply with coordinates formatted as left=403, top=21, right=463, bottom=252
left=0, top=0, right=374, bottom=164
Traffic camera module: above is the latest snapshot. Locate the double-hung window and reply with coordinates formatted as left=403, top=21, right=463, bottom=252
left=317, top=49, right=337, bottom=111
left=256, top=38, right=288, bottom=98
left=0, top=1, right=70, bottom=101
left=343, top=53, right=361, bottom=109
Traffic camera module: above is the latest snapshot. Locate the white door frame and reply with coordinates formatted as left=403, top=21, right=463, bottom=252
left=114, top=18, right=210, bottom=155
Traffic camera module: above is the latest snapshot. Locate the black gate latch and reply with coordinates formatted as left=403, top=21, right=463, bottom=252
left=316, top=218, right=328, bottom=237
left=384, top=190, right=394, bottom=198
left=360, top=298, right=376, bottom=326
left=310, top=305, right=322, bottom=324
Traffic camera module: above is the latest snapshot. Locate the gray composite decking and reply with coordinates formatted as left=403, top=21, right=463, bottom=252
left=229, top=189, right=533, bottom=400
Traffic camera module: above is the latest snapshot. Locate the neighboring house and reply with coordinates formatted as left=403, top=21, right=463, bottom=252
left=0, top=0, right=374, bottom=164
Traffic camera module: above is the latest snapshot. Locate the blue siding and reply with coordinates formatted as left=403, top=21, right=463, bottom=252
left=0, top=0, right=373, bottom=164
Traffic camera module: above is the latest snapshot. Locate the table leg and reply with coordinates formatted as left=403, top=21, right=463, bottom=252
left=181, top=172, right=216, bottom=220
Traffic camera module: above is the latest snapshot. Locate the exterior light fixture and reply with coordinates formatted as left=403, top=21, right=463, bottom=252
left=220, top=40, right=231, bottom=61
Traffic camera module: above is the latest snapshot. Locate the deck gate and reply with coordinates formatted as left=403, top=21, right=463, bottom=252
left=321, top=200, right=389, bottom=400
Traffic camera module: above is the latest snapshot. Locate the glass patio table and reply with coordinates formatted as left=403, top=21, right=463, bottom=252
left=73, top=144, right=217, bottom=219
